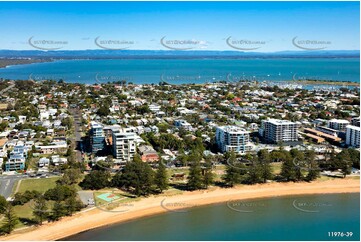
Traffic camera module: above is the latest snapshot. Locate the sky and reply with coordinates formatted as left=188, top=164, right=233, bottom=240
left=0, top=1, right=359, bottom=51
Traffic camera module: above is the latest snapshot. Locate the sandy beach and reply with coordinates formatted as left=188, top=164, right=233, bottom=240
left=2, top=178, right=359, bottom=241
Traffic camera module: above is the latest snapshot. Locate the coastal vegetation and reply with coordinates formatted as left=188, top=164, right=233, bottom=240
left=0, top=58, right=51, bottom=69
left=76, top=147, right=358, bottom=193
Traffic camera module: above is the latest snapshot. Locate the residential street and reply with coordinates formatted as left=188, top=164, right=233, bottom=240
left=70, top=107, right=84, bottom=163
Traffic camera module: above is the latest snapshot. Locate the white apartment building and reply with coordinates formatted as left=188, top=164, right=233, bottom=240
left=215, top=126, right=252, bottom=154
left=346, top=125, right=360, bottom=148
left=328, top=119, right=350, bottom=131
left=112, top=129, right=136, bottom=162
left=259, top=119, right=298, bottom=143
left=148, top=104, right=161, bottom=113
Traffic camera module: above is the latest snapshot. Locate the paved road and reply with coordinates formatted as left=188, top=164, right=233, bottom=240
left=0, top=174, right=25, bottom=199
left=77, top=191, right=94, bottom=206
left=70, top=108, right=83, bottom=162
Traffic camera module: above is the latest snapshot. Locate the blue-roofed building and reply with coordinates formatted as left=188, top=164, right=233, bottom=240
left=13, top=145, right=28, bottom=158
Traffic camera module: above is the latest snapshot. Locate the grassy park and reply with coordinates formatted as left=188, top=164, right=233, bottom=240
left=16, top=177, right=60, bottom=194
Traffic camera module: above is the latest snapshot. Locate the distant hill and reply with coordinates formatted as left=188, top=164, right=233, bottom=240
left=0, top=49, right=359, bottom=59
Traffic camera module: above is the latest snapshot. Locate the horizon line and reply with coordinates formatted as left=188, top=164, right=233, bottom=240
left=0, top=49, right=360, bottom=53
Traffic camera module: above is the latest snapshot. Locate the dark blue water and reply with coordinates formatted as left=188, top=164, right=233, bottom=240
left=0, top=58, right=359, bottom=84
left=63, top=193, right=360, bottom=241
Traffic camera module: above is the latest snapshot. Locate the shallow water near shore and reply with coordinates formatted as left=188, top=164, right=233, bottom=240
left=63, top=193, right=360, bottom=241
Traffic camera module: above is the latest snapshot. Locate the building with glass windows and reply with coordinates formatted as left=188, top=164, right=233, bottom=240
left=215, top=126, right=252, bottom=154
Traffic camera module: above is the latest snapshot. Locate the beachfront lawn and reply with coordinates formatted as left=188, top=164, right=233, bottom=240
left=168, top=167, right=189, bottom=176
left=161, top=188, right=184, bottom=196
left=14, top=202, right=34, bottom=228
left=271, top=162, right=282, bottom=175
left=318, top=175, right=359, bottom=181
left=16, top=177, right=60, bottom=194
left=213, top=165, right=226, bottom=181
left=13, top=200, right=56, bottom=229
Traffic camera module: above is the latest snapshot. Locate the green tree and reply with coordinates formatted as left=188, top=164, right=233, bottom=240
left=244, top=159, right=261, bottom=184
left=44, top=185, right=76, bottom=201
left=187, top=160, right=203, bottom=190
left=61, top=117, right=73, bottom=130
left=154, top=160, right=168, bottom=193
left=112, top=155, right=154, bottom=196
left=32, top=196, right=48, bottom=225
left=305, top=150, right=320, bottom=181
left=347, top=149, right=360, bottom=169
left=50, top=203, right=67, bottom=221
left=64, top=196, right=84, bottom=216
left=57, top=168, right=82, bottom=185
left=1, top=203, right=18, bottom=234
left=290, top=149, right=304, bottom=181
left=348, top=149, right=360, bottom=169
left=12, top=190, right=41, bottom=206
left=79, top=170, right=111, bottom=190
left=0, top=195, right=8, bottom=214
left=202, top=158, right=214, bottom=189
left=278, top=150, right=298, bottom=181
left=337, top=151, right=352, bottom=178
left=280, top=159, right=297, bottom=181
left=136, top=105, right=151, bottom=115
left=222, top=152, right=244, bottom=187
left=257, top=150, right=273, bottom=183
left=96, top=105, right=110, bottom=117
left=0, top=121, right=8, bottom=132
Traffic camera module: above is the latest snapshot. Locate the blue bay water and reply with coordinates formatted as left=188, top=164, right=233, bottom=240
left=0, top=58, right=359, bottom=84
left=64, top=193, right=360, bottom=241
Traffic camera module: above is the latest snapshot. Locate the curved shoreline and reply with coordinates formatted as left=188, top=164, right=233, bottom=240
left=2, top=179, right=359, bottom=241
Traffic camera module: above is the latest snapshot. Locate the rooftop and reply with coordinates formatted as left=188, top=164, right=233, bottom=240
left=346, top=125, right=361, bottom=131
left=90, top=121, right=103, bottom=128
left=0, top=138, right=7, bottom=147
left=266, top=119, right=296, bottom=125
left=329, top=119, right=350, bottom=124
left=217, top=125, right=249, bottom=134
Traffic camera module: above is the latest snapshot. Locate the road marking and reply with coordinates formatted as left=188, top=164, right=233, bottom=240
left=4, top=180, right=10, bottom=190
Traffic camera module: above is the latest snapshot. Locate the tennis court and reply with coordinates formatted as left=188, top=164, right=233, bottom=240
left=97, top=192, right=120, bottom=202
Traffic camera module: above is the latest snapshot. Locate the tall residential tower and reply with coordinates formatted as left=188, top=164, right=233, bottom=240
left=215, top=126, right=252, bottom=154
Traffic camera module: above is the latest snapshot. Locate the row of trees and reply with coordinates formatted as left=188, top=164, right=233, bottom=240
left=80, top=155, right=168, bottom=196
left=3, top=181, right=85, bottom=234
left=32, top=188, right=84, bottom=223
left=79, top=147, right=359, bottom=196
left=79, top=152, right=214, bottom=194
